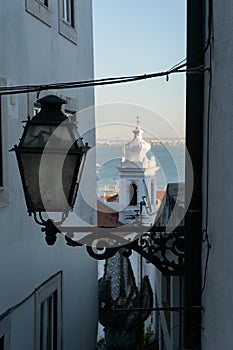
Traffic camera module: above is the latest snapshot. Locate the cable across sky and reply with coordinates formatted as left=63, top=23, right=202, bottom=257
left=0, top=62, right=208, bottom=96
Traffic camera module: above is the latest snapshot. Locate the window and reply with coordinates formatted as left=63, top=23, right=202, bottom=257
left=0, top=317, right=10, bottom=350
left=25, top=0, right=51, bottom=27
left=39, top=291, right=58, bottom=349
left=39, top=0, right=48, bottom=6
left=62, top=0, right=75, bottom=27
left=0, top=337, right=4, bottom=350
left=35, top=274, right=62, bottom=350
left=58, top=0, right=77, bottom=44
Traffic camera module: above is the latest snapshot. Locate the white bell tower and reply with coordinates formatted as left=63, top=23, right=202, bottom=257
left=118, top=118, right=159, bottom=225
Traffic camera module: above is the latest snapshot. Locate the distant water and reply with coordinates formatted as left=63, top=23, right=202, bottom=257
left=96, top=144, right=185, bottom=193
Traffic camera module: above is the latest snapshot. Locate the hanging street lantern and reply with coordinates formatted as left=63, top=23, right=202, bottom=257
left=11, top=94, right=89, bottom=244
left=10, top=94, right=185, bottom=277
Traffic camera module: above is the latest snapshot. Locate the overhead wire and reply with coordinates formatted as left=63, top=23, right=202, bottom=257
left=0, top=62, right=208, bottom=96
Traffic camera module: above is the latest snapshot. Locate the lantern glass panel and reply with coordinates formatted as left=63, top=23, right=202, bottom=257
left=18, top=151, right=82, bottom=213
left=21, top=125, right=56, bottom=148
left=62, top=153, right=82, bottom=206
left=18, top=153, right=44, bottom=212
left=21, top=124, right=76, bottom=150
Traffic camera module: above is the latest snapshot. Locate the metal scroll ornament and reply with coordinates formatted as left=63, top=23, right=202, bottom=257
left=64, top=225, right=184, bottom=276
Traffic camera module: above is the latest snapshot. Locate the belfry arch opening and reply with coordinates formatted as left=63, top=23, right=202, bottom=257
left=129, top=182, right=137, bottom=206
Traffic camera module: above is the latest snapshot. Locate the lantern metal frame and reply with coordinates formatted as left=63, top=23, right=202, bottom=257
left=11, top=95, right=89, bottom=243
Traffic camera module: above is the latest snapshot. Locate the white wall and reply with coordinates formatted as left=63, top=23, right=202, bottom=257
left=0, top=1, right=98, bottom=349
left=202, top=1, right=233, bottom=348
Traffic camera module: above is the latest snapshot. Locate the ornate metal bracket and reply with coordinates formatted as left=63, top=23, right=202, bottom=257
left=125, top=227, right=184, bottom=276
left=34, top=212, right=184, bottom=276
left=83, top=226, right=184, bottom=276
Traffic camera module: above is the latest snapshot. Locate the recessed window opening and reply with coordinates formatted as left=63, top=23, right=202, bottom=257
left=0, top=317, right=10, bottom=350
left=0, top=336, right=4, bottom=350
left=35, top=273, right=62, bottom=350
left=38, top=0, right=48, bottom=7
left=25, top=0, right=51, bottom=26
left=63, top=0, right=75, bottom=27
left=40, top=290, right=58, bottom=350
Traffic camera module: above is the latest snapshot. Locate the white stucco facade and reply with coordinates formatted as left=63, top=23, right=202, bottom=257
left=0, top=1, right=97, bottom=349
left=202, top=1, right=233, bottom=348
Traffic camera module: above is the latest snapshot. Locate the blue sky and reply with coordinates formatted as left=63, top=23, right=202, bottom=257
left=93, top=1, right=186, bottom=139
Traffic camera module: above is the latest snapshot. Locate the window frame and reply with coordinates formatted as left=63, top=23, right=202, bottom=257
left=58, top=0, right=78, bottom=44
left=35, top=273, right=62, bottom=350
left=25, top=0, right=51, bottom=27
left=62, top=0, right=75, bottom=27
left=39, top=0, right=48, bottom=6
left=0, top=316, right=11, bottom=350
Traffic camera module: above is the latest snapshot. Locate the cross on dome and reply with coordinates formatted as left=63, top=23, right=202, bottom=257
left=126, top=117, right=151, bottom=162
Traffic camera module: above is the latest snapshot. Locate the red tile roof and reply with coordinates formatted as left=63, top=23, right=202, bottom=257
left=156, top=190, right=166, bottom=201
left=97, top=190, right=165, bottom=227
left=97, top=199, right=123, bottom=227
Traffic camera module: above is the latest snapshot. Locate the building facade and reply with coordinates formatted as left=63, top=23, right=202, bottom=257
left=155, top=0, right=233, bottom=349
left=0, top=1, right=97, bottom=349
left=201, top=0, right=233, bottom=349
left=152, top=183, right=184, bottom=350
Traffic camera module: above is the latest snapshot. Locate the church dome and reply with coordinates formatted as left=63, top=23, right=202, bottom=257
left=126, top=124, right=151, bottom=162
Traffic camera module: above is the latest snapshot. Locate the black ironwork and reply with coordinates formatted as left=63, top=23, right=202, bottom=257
left=35, top=216, right=184, bottom=276
left=122, top=227, right=184, bottom=276
left=11, top=95, right=89, bottom=215
left=33, top=212, right=66, bottom=245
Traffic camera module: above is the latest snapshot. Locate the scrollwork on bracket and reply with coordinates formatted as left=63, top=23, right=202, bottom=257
left=36, top=215, right=184, bottom=276
left=64, top=226, right=184, bottom=276
left=127, top=227, right=184, bottom=275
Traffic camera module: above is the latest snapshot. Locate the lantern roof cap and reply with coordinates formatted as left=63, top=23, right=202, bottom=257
left=37, top=95, right=66, bottom=106
left=32, top=94, right=67, bottom=123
